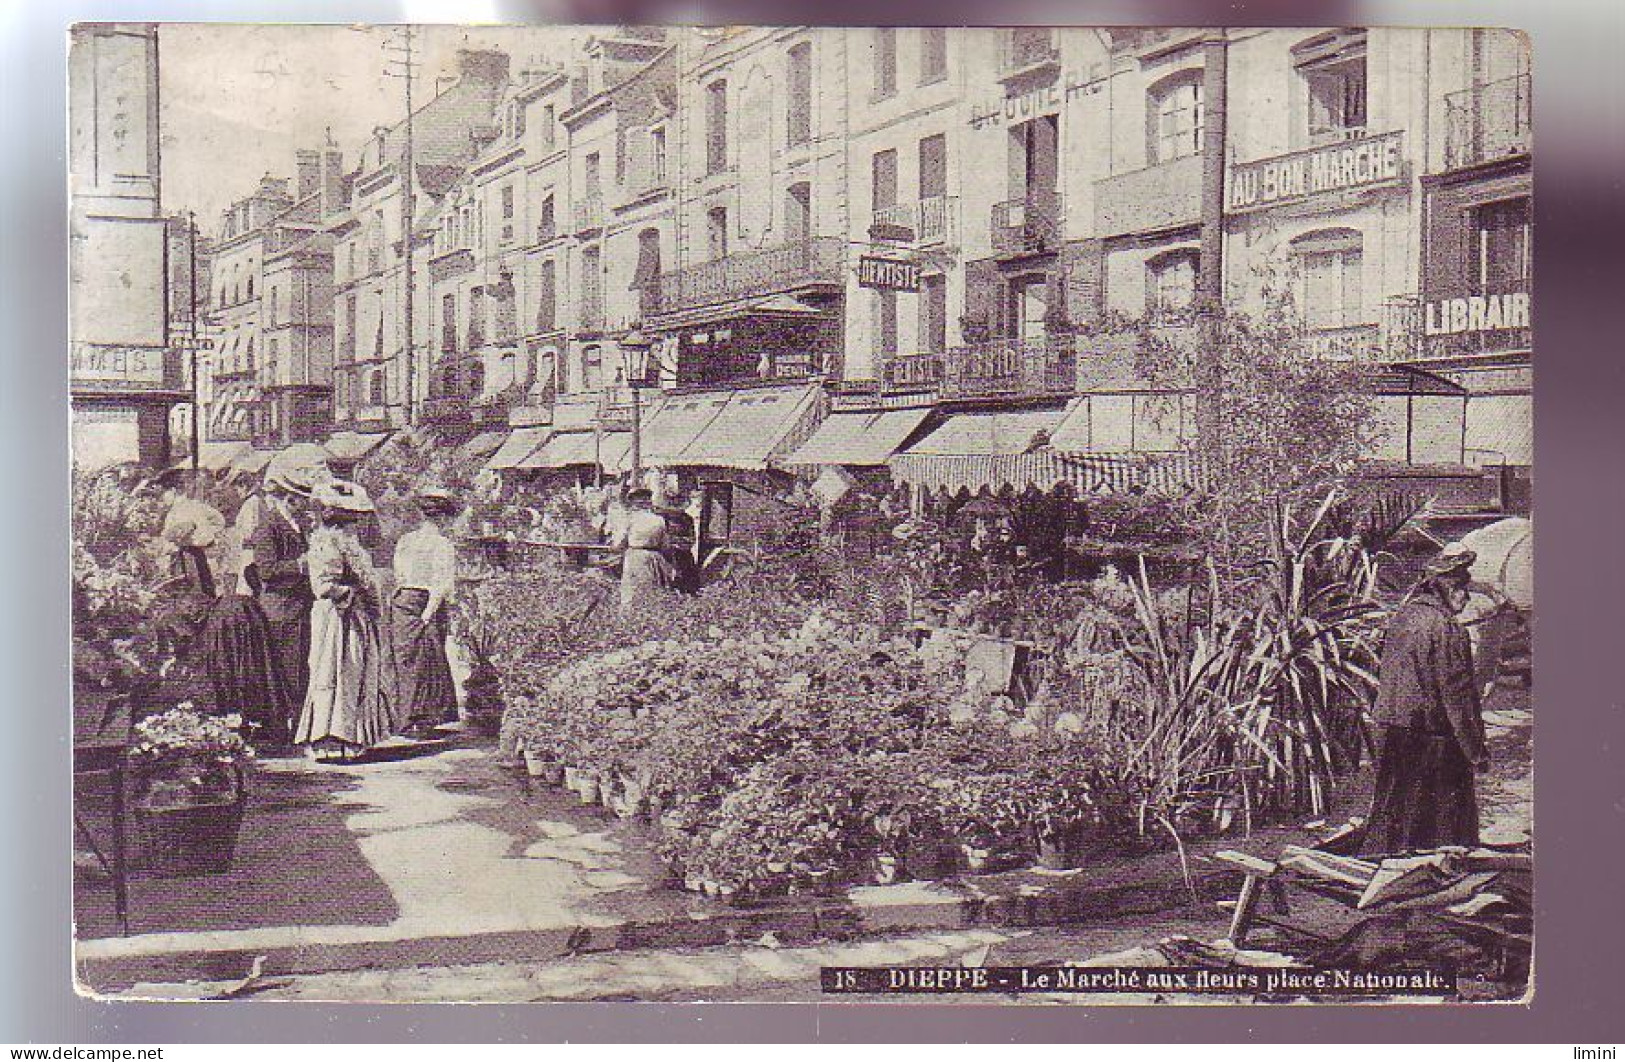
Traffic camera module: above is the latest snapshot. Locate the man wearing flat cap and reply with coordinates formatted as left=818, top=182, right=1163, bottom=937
left=1361, top=543, right=1490, bottom=855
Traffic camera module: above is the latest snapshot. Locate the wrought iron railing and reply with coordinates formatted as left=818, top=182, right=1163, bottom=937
left=992, top=195, right=1063, bottom=256
left=1445, top=73, right=1532, bottom=171
left=873, top=196, right=958, bottom=245
left=882, top=339, right=1076, bottom=399
left=656, top=236, right=843, bottom=312
left=573, top=194, right=605, bottom=233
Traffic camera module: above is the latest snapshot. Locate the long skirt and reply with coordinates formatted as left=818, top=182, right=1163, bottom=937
left=391, top=587, right=458, bottom=727
left=294, top=598, right=396, bottom=751
left=1360, top=726, right=1479, bottom=856
left=199, top=595, right=295, bottom=745
left=620, top=548, right=673, bottom=609
left=258, top=585, right=314, bottom=711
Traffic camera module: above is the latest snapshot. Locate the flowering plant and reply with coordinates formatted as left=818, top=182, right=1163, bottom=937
left=129, top=703, right=253, bottom=766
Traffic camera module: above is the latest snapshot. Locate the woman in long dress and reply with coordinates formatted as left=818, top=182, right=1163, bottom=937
left=294, top=479, right=397, bottom=762
left=613, top=488, right=674, bottom=610
left=391, top=487, right=461, bottom=736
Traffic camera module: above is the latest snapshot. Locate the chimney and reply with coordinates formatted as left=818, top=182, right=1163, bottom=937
left=456, top=49, right=510, bottom=85
left=295, top=149, right=321, bottom=200
left=319, top=144, right=345, bottom=216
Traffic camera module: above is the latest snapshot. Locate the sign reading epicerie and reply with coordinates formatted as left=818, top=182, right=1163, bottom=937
left=1228, top=130, right=1405, bottom=212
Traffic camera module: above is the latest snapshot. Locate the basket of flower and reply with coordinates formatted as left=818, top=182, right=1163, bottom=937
left=126, top=704, right=253, bottom=876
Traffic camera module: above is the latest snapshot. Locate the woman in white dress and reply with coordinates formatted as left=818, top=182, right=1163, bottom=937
left=391, top=487, right=461, bottom=737
left=293, top=479, right=397, bottom=762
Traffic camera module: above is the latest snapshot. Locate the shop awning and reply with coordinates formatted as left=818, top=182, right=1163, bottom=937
left=648, top=292, right=824, bottom=332
left=782, top=407, right=934, bottom=467
left=638, top=392, right=731, bottom=465
left=675, top=385, right=823, bottom=470
left=196, top=441, right=251, bottom=471
left=550, top=398, right=601, bottom=432
left=1464, top=394, right=1532, bottom=466
left=519, top=430, right=632, bottom=471
left=903, top=407, right=1070, bottom=457
left=888, top=450, right=1211, bottom=499
left=483, top=427, right=550, bottom=471
left=455, top=430, right=508, bottom=462
left=325, top=431, right=392, bottom=462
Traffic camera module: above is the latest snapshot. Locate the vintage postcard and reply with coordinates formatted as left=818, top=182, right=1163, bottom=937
left=69, top=23, right=1532, bottom=1003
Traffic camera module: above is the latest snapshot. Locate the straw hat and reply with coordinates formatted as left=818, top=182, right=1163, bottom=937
left=264, top=444, right=334, bottom=497
left=1425, top=543, right=1477, bottom=580
left=312, top=478, right=375, bottom=515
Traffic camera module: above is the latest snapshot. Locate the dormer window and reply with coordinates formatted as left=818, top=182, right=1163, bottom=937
left=1295, top=31, right=1368, bottom=146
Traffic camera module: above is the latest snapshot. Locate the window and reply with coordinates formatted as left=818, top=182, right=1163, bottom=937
left=246, top=275, right=255, bottom=300
left=441, top=292, right=457, bottom=352
left=1148, top=72, right=1204, bottom=163
left=1010, top=115, right=1060, bottom=201
left=495, top=275, right=518, bottom=341
left=1296, top=32, right=1368, bottom=144
left=920, top=28, right=948, bottom=84
left=875, top=289, right=898, bottom=357
left=1468, top=198, right=1531, bottom=294
left=872, top=148, right=899, bottom=213
left=1147, top=249, right=1199, bottom=317
left=581, top=246, right=602, bottom=329
left=268, top=286, right=278, bottom=324
left=584, top=153, right=601, bottom=199
left=1009, top=276, right=1050, bottom=341
left=342, top=294, right=357, bottom=358
left=785, top=183, right=811, bottom=241
left=633, top=229, right=662, bottom=317
left=467, top=286, right=486, bottom=348
left=368, top=369, right=385, bottom=407
left=582, top=344, right=603, bottom=392
left=511, top=103, right=526, bottom=140
left=1290, top=229, right=1363, bottom=329
left=921, top=273, right=947, bottom=353
left=707, top=206, right=729, bottom=260
left=919, top=133, right=947, bottom=200
left=245, top=336, right=255, bottom=371
left=1009, top=28, right=1056, bottom=69
left=501, top=185, right=514, bottom=220
left=706, top=80, right=728, bottom=174
left=542, top=104, right=556, bottom=150
left=536, top=259, right=557, bottom=331
left=873, top=29, right=897, bottom=97
left=651, top=127, right=668, bottom=184
left=787, top=44, right=812, bottom=146
left=538, top=195, right=556, bottom=241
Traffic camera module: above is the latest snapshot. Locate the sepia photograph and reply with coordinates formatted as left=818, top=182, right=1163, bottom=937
left=67, top=22, right=1533, bottom=1004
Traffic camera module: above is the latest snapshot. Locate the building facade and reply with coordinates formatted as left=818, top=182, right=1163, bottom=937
left=69, top=24, right=182, bottom=471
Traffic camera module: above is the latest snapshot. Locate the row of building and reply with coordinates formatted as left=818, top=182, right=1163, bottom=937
left=72, top=25, right=1532, bottom=513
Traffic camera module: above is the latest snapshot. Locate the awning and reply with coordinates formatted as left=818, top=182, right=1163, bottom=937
left=903, top=407, right=1069, bottom=457
left=325, top=431, right=392, bottom=462
left=196, top=441, right=251, bottom=471
left=519, top=430, right=633, bottom=471
left=455, top=430, right=507, bottom=461
left=483, top=427, right=551, bottom=471
left=782, top=407, right=933, bottom=467
left=675, top=385, right=823, bottom=470
left=638, top=392, right=731, bottom=465
left=550, top=397, right=600, bottom=432
left=648, top=292, right=824, bottom=332
left=888, top=450, right=1210, bottom=499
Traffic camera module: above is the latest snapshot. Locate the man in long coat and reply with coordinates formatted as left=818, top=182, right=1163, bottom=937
left=1360, top=545, right=1489, bottom=855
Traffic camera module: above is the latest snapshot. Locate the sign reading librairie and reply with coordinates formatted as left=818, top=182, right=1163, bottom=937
left=1228, top=130, right=1406, bottom=212
left=857, top=256, right=921, bottom=292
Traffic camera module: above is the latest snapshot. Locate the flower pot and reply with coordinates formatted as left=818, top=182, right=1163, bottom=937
left=874, top=854, right=901, bottom=885
left=522, top=748, right=552, bottom=778
left=960, top=844, right=991, bottom=873
left=577, top=774, right=600, bottom=805
left=562, top=766, right=582, bottom=791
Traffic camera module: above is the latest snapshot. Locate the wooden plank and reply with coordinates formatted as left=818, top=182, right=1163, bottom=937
left=1213, top=850, right=1278, bottom=876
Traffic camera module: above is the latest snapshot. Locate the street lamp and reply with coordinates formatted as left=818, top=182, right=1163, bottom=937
left=619, top=327, right=654, bottom=484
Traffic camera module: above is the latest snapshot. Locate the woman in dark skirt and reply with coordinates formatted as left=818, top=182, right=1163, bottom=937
left=1360, top=546, right=1489, bottom=856
left=390, top=487, right=462, bottom=736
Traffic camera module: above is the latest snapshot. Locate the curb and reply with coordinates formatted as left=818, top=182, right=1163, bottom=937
left=76, top=854, right=1241, bottom=995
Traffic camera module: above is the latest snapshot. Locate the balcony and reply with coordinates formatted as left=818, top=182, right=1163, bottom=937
left=885, top=338, right=1076, bottom=400
left=1302, top=297, right=1430, bottom=362
left=1445, top=73, right=1532, bottom=171
left=992, top=195, right=1063, bottom=257
left=656, top=237, right=844, bottom=313
left=872, top=197, right=959, bottom=246
left=573, top=194, right=605, bottom=233
left=881, top=352, right=945, bottom=391
left=1094, top=154, right=1204, bottom=238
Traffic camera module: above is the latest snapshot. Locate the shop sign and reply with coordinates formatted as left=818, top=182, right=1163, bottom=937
left=858, top=256, right=921, bottom=292
left=1228, top=130, right=1406, bottom=212
left=967, top=72, right=1096, bottom=129
left=1425, top=292, right=1530, bottom=336
left=71, top=343, right=168, bottom=386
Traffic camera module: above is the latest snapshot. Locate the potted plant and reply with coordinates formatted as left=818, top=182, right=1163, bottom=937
left=126, top=703, right=253, bottom=876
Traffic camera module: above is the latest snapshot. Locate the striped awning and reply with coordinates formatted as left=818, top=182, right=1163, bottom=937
left=888, top=450, right=1210, bottom=499
left=519, top=430, right=633, bottom=471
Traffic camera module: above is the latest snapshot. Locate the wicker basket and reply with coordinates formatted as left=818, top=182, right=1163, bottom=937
left=129, top=762, right=247, bottom=877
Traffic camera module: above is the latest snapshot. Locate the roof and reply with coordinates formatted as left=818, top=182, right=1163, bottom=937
left=782, top=407, right=934, bottom=467
left=483, top=427, right=550, bottom=470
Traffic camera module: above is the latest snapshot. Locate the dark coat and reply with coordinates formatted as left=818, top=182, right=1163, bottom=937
left=1371, top=589, right=1487, bottom=765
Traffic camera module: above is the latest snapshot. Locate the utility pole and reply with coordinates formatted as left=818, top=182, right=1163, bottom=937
left=383, top=27, right=420, bottom=426
left=187, top=211, right=202, bottom=474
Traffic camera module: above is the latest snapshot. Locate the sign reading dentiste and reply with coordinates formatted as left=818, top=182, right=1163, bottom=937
left=1228, top=130, right=1406, bottom=212
left=857, top=256, right=922, bottom=292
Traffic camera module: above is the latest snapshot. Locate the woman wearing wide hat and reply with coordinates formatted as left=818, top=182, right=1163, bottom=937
left=391, top=486, right=462, bottom=737
left=611, top=487, right=674, bottom=610
left=294, top=479, right=397, bottom=762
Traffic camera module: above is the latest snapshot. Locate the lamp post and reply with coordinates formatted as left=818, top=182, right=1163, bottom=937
left=619, top=328, right=653, bottom=485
